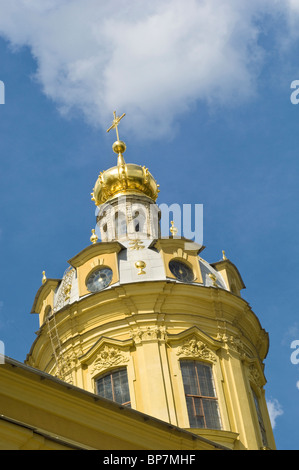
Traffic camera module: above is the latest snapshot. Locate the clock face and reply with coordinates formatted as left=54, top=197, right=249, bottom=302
left=86, top=267, right=113, bottom=293
left=169, top=260, right=194, bottom=283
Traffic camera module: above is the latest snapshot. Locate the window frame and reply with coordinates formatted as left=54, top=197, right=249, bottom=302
left=251, top=387, right=268, bottom=448
left=95, top=367, right=131, bottom=407
left=180, top=359, right=222, bottom=430
left=115, top=211, right=127, bottom=237
left=168, top=258, right=195, bottom=283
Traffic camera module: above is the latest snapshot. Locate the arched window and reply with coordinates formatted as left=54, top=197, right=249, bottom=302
left=115, top=212, right=127, bottom=237
left=96, top=368, right=131, bottom=407
left=180, top=360, right=221, bottom=429
left=132, top=209, right=146, bottom=233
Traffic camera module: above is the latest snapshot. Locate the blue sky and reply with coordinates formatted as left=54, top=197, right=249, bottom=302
left=0, top=0, right=299, bottom=450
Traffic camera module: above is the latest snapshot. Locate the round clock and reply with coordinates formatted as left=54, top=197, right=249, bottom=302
left=169, top=259, right=194, bottom=283
left=86, top=267, right=113, bottom=293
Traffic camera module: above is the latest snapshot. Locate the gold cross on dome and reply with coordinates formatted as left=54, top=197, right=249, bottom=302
left=107, top=111, right=126, bottom=141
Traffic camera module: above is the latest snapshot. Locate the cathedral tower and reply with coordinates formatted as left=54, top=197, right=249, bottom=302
left=26, top=112, right=276, bottom=450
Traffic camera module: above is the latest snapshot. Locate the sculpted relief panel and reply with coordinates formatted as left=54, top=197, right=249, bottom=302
left=176, top=336, right=217, bottom=363
left=91, top=345, right=130, bottom=375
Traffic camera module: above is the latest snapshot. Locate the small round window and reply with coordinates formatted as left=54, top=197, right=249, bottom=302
left=169, top=260, right=194, bottom=283
left=86, top=267, right=113, bottom=293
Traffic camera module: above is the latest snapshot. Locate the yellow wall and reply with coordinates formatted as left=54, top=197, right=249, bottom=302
left=27, top=267, right=275, bottom=450
left=0, top=358, right=224, bottom=450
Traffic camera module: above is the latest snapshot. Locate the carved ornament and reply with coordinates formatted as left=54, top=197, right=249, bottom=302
left=132, top=326, right=167, bottom=344
left=176, top=337, right=216, bottom=362
left=91, top=346, right=129, bottom=374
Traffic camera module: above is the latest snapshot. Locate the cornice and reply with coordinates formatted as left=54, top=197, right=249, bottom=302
left=211, top=259, right=246, bottom=290
left=68, top=241, right=124, bottom=268
left=30, top=279, right=61, bottom=315
left=27, top=280, right=269, bottom=374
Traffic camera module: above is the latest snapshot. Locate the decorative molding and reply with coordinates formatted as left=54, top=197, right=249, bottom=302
left=132, top=325, right=167, bottom=344
left=176, top=336, right=216, bottom=362
left=216, top=332, right=246, bottom=357
left=53, top=267, right=75, bottom=312
left=91, top=346, right=129, bottom=374
left=90, top=257, right=104, bottom=268
left=153, top=282, right=175, bottom=314
left=248, top=363, right=263, bottom=388
left=115, top=286, right=138, bottom=315
left=55, top=356, right=74, bottom=385
left=173, top=247, right=188, bottom=260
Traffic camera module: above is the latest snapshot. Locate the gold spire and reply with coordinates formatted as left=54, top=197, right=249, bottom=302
left=107, top=111, right=126, bottom=165
left=91, top=111, right=159, bottom=206
left=42, top=271, right=47, bottom=284
left=222, top=250, right=227, bottom=260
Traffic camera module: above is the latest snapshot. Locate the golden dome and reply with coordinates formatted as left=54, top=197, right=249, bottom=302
left=91, top=111, right=159, bottom=206
left=91, top=140, right=160, bottom=206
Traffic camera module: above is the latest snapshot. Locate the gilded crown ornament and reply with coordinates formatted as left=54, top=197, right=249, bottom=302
left=91, top=111, right=160, bottom=206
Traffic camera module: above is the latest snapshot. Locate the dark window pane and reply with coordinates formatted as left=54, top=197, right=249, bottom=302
left=169, top=260, right=194, bottom=282
left=97, top=373, right=112, bottom=400
left=181, top=360, right=221, bottom=430
left=96, top=368, right=131, bottom=406
left=202, top=399, right=221, bottom=430
left=186, top=396, right=195, bottom=425
left=113, top=369, right=130, bottom=405
left=181, top=361, right=198, bottom=395
left=196, top=363, right=216, bottom=397
left=252, top=389, right=268, bottom=447
left=186, top=397, right=205, bottom=428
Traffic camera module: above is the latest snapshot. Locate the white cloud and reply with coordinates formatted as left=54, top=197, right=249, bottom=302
left=286, top=0, right=299, bottom=18
left=0, top=0, right=298, bottom=139
left=267, top=398, right=283, bottom=429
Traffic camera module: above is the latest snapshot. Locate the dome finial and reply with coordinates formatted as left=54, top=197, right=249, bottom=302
left=90, top=229, right=98, bottom=245
left=107, top=111, right=126, bottom=165
left=92, top=111, right=159, bottom=206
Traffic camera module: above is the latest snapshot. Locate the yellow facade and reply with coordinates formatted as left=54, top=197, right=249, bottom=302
left=26, top=275, right=274, bottom=450
left=0, top=357, right=224, bottom=450
left=0, top=116, right=276, bottom=450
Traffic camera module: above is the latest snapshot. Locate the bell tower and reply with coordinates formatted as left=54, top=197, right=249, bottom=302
left=27, top=112, right=276, bottom=450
